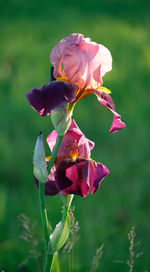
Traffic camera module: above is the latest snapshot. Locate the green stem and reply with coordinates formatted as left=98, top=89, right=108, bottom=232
left=39, top=182, right=50, bottom=249
left=39, top=135, right=64, bottom=272
left=44, top=253, right=53, bottom=272
left=48, top=135, right=63, bottom=173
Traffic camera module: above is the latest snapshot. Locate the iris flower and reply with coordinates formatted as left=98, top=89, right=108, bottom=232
left=27, top=33, right=125, bottom=134
left=35, top=120, right=109, bottom=197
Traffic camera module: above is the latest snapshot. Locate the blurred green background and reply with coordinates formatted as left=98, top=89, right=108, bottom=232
left=0, top=0, right=150, bottom=271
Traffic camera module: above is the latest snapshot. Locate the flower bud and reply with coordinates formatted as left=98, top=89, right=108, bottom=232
left=33, top=132, right=48, bottom=183
left=51, top=103, right=73, bottom=136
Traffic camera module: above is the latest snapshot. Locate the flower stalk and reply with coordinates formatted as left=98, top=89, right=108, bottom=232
left=48, top=135, right=63, bottom=173
left=35, top=134, right=64, bottom=271
left=39, top=182, right=50, bottom=249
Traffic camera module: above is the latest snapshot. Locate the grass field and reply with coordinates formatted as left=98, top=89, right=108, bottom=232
left=0, top=0, right=150, bottom=271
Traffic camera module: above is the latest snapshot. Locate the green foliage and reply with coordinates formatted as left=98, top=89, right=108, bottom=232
left=51, top=252, right=61, bottom=272
left=50, top=213, right=71, bottom=253
left=0, top=0, right=150, bottom=271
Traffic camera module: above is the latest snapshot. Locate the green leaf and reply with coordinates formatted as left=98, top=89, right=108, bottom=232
left=51, top=252, right=60, bottom=272
left=49, top=212, right=71, bottom=253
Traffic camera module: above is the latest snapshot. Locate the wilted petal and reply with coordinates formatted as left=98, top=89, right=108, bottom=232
left=94, top=90, right=126, bottom=133
left=83, top=160, right=109, bottom=194
left=26, top=81, right=77, bottom=116
left=109, top=111, right=126, bottom=133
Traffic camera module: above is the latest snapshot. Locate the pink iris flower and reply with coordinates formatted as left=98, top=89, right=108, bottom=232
left=27, top=33, right=125, bottom=134
left=50, top=33, right=112, bottom=90
left=50, top=33, right=126, bottom=133
left=35, top=120, right=109, bottom=197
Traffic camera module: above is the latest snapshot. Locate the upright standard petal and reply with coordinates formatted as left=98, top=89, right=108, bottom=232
left=47, top=120, right=94, bottom=160
left=94, top=90, right=126, bottom=133
left=26, top=81, right=77, bottom=116
left=50, top=33, right=84, bottom=79
left=50, top=33, right=112, bottom=90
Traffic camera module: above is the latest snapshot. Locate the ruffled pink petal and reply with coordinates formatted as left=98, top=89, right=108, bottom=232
left=96, top=44, right=112, bottom=78
left=62, top=41, right=100, bottom=89
left=50, top=33, right=84, bottom=78
left=47, top=119, right=94, bottom=160
left=94, top=90, right=126, bottom=133
left=50, top=33, right=112, bottom=90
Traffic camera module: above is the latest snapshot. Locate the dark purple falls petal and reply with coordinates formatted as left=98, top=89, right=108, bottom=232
left=26, top=81, right=77, bottom=116
left=94, top=90, right=126, bottom=133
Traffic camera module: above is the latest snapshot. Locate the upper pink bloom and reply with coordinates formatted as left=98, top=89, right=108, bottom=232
left=27, top=33, right=125, bottom=134
left=50, top=33, right=112, bottom=90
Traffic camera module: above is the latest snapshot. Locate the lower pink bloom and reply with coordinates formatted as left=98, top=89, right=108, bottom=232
left=35, top=120, right=109, bottom=197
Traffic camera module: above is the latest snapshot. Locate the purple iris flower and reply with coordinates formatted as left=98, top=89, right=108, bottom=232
left=35, top=120, right=109, bottom=197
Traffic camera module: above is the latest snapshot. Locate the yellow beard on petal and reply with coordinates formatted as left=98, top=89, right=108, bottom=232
left=97, top=86, right=112, bottom=94
left=74, top=85, right=112, bottom=104
left=56, top=77, right=68, bottom=82
left=71, top=149, right=79, bottom=162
